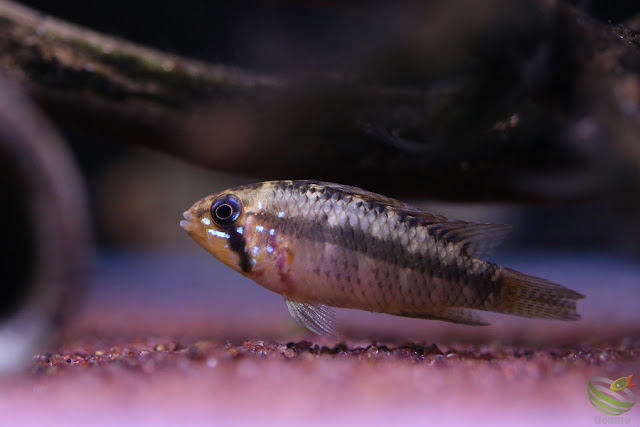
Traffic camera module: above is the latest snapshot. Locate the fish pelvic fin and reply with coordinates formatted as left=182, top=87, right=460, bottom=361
left=397, top=307, right=490, bottom=326
left=494, top=268, right=585, bottom=320
left=284, top=296, right=339, bottom=338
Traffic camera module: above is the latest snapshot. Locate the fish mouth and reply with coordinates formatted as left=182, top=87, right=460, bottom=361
left=180, top=211, right=195, bottom=231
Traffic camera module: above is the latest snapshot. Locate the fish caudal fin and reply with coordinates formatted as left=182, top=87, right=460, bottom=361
left=494, top=268, right=585, bottom=320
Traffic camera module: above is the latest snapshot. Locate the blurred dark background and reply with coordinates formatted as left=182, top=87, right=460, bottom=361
left=11, top=0, right=638, bottom=251
left=18, top=1, right=640, bottom=69
left=9, top=0, right=640, bottom=254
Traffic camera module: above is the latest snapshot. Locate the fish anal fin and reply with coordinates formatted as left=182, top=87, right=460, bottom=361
left=429, top=222, right=512, bottom=258
left=398, top=307, right=490, bottom=326
left=284, top=296, right=339, bottom=338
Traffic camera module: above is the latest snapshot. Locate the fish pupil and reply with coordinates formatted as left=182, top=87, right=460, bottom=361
left=216, top=204, right=233, bottom=220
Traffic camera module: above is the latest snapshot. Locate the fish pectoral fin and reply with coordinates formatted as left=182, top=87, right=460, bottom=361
left=284, top=296, right=339, bottom=338
left=398, top=307, right=490, bottom=326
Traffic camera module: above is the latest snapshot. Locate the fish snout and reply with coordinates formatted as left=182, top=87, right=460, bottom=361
left=180, top=210, right=196, bottom=232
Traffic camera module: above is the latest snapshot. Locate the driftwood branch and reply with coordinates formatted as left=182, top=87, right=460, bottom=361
left=0, top=0, right=639, bottom=203
left=0, top=0, right=281, bottom=147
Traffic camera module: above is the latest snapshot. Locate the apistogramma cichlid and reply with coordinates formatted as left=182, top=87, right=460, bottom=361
left=180, top=180, right=584, bottom=337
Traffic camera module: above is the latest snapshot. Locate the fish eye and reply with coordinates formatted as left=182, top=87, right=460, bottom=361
left=211, top=194, right=242, bottom=226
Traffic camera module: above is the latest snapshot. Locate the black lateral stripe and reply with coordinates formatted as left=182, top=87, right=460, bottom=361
left=257, top=210, right=499, bottom=296
left=226, top=227, right=251, bottom=273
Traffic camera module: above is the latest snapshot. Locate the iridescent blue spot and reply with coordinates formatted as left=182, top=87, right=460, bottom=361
left=267, top=246, right=274, bottom=253
left=258, top=201, right=263, bottom=210
left=269, top=229, right=275, bottom=236
left=201, top=217, right=211, bottom=226
left=278, top=211, right=285, bottom=218
left=236, top=226, right=243, bottom=235
left=256, top=225, right=264, bottom=232
left=252, top=246, right=259, bottom=255
left=207, top=229, right=230, bottom=239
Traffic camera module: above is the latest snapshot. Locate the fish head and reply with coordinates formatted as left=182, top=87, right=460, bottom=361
left=180, top=186, right=278, bottom=276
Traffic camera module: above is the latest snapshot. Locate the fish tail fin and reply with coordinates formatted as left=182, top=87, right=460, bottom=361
left=494, top=268, right=585, bottom=320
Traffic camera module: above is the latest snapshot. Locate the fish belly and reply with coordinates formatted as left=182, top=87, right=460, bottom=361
left=285, top=237, right=488, bottom=315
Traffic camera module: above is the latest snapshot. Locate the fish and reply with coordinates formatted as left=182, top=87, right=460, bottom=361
left=611, top=375, right=637, bottom=391
left=179, top=180, right=585, bottom=337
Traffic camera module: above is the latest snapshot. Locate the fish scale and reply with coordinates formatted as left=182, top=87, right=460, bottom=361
left=180, top=180, right=585, bottom=337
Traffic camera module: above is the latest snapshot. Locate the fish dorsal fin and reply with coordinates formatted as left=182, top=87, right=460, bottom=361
left=314, top=181, right=416, bottom=210
left=284, top=296, right=338, bottom=338
left=428, top=221, right=512, bottom=257
left=398, top=307, right=490, bottom=326
left=314, top=181, right=449, bottom=222
left=313, top=181, right=510, bottom=257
